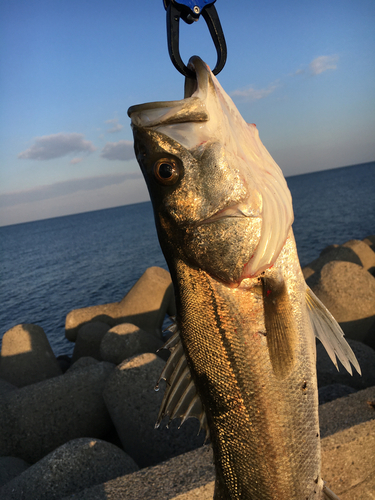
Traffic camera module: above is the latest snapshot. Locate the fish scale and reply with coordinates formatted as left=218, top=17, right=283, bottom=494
left=174, top=241, right=321, bottom=499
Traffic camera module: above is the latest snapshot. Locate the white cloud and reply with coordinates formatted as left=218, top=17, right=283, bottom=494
left=105, top=118, right=124, bottom=133
left=230, top=83, right=278, bottom=101
left=309, top=55, right=338, bottom=75
left=70, top=157, right=83, bottom=165
left=18, top=133, right=96, bottom=161
left=101, top=140, right=134, bottom=161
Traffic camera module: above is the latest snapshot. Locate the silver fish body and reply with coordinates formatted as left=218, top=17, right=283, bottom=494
left=128, top=57, right=360, bottom=500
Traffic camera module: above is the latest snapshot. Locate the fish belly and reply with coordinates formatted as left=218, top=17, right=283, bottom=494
left=174, top=259, right=323, bottom=500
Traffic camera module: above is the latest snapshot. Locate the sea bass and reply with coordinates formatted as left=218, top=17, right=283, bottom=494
left=128, top=56, right=360, bottom=500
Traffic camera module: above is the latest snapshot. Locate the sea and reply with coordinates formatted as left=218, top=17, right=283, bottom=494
left=1, top=161, right=374, bottom=357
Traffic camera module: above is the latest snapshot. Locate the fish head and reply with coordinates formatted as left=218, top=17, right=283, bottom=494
left=128, top=57, right=293, bottom=286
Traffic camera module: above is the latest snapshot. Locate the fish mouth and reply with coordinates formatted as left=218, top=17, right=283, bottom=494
left=127, top=57, right=211, bottom=131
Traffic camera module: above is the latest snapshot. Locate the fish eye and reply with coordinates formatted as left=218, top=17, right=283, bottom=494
left=153, top=158, right=181, bottom=186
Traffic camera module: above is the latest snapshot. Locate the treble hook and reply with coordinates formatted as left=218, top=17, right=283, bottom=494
left=163, top=0, right=227, bottom=78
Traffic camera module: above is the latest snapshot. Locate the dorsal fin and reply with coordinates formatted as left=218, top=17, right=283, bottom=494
left=305, top=287, right=361, bottom=375
left=155, top=322, right=209, bottom=439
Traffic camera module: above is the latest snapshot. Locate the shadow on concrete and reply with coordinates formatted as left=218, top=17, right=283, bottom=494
left=0, top=324, right=62, bottom=388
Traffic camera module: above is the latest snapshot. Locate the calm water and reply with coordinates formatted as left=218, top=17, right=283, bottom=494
left=1, top=161, right=374, bottom=356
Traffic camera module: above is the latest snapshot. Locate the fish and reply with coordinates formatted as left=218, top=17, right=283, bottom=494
left=128, top=56, right=360, bottom=500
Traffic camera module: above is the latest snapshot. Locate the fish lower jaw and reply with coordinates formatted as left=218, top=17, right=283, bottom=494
left=197, top=206, right=261, bottom=226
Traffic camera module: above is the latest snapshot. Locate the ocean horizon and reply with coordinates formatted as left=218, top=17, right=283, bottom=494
left=1, top=160, right=373, bottom=230
left=1, top=160, right=374, bottom=356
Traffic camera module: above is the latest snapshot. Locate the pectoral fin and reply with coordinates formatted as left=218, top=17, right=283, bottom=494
left=323, top=483, right=342, bottom=500
left=155, top=322, right=209, bottom=439
left=262, top=277, right=298, bottom=379
left=305, top=287, right=361, bottom=375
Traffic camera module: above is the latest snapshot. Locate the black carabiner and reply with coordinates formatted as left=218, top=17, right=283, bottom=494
left=164, top=0, right=227, bottom=78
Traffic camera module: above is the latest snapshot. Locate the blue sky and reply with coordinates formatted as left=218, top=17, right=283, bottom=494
left=1, top=0, right=374, bottom=226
